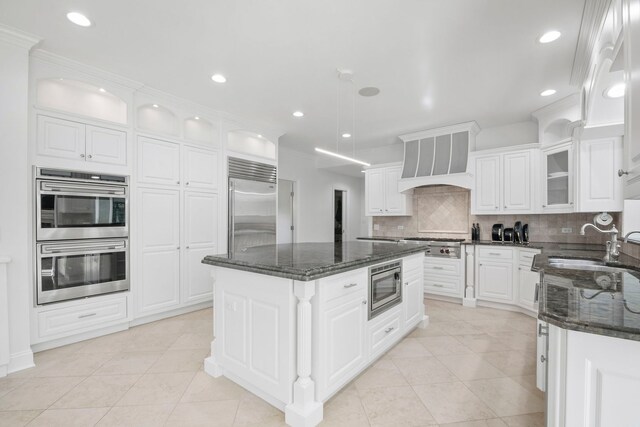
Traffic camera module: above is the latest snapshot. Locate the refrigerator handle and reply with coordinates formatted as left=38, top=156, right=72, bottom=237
left=228, top=180, right=235, bottom=256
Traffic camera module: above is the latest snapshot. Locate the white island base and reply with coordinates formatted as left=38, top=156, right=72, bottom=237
left=204, top=253, right=426, bottom=427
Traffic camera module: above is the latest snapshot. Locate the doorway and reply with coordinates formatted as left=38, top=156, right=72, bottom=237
left=277, top=179, right=295, bottom=244
left=334, top=189, right=347, bottom=243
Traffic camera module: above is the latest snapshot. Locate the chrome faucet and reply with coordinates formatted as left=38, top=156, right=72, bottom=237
left=624, top=231, right=640, bottom=243
left=580, top=223, right=620, bottom=262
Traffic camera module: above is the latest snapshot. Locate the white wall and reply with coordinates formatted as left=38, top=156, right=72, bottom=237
left=0, top=28, right=38, bottom=373
left=475, top=120, right=538, bottom=151
left=278, top=147, right=367, bottom=242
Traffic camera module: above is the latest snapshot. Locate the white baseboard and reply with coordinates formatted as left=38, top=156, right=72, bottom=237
left=8, top=349, right=34, bottom=374
left=130, top=301, right=212, bottom=327
left=0, top=365, right=7, bottom=377
left=462, top=297, right=477, bottom=307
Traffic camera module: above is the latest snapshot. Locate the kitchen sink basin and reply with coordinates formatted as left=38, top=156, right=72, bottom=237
left=547, top=257, right=627, bottom=274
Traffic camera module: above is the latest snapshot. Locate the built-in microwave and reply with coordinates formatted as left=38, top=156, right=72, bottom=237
left=36, top=239, right=129, bottom=305
left=35, top=168, right=128, bottom=241
left=368, top=260, right=403, bottom=320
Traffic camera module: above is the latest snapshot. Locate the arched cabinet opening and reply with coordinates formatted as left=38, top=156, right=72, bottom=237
left=136, top=104, right=179, bottom=136
left=184, top=117, right=217, bottom=146
left=36, top=78, right=128, bottom=124
left=227, top=130, right=276, bottom=160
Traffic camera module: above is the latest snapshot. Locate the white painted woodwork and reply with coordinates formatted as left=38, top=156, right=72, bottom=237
left=138, top=188, right=181, bottom=314
left=423, top=257, right=464, bottom=298
left=473, top=155, right=501, bottom=213
left=183, top=191, right=218, bottom=303
left=536, top=320, right=547, bottom=393
left=0, top=258, right=10, bottom=377
left=183, top=145, right=219, bottom=190
left=545, top=326, right=640, bottom=427
left=37, top=115, right=85, bottom=160
left=473, top=149, right=536, bottom=215
left=403, top=267, right=423, bottom=327
left=367, top=307, right=403, bottom=359
left=85, top=124, right=127, bottom=166
left=365, top=165, right=412, bottom=216
left=503, top=151, right=532, bottom=211
left=541, top=142, right=575, bottom=213
left=577, top=137, right=623, bottom=212
left=477, top=261, right=514, bottom=303
left=624, top=0, right=640, bottom=199
left=36, top=294, right=127, bottom=339
left=137, top=136, right=181, bottom=186
left=517, top=266, right=538, bottom=312
left=477, top=246, right=514, bottom=260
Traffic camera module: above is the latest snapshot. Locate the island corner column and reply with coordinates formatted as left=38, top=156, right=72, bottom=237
left=285, top=280, right=323, bottom=427
left=204, top=269, right=223, bottom=378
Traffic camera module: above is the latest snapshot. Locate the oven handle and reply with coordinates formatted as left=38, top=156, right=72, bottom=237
left=40, top=181, right=126, bottom=196
left=40, top=241, right=127, bottom=254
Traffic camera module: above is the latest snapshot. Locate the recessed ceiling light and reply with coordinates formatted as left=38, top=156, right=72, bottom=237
left=152, top=104, right=159, bottom=108
left=540, top=89, right=557, bottom=97
left=539, top=30, right=561, bottom=44
left=605, top=83, right=625, bottom=99
left=99, top=88, right=106, bottom=93
left=359, top=87, right=380, bottom=97
left=194, top=116, right=200, bottom=120
left=211, top=74, right=226, bottom=83
left=66, top=12, right=92, bottom=27
left=293, top=111, right=304, bottom=118
left=342, top=133, right=352, bottom=139
left=257, top=134, right=263, bottom=138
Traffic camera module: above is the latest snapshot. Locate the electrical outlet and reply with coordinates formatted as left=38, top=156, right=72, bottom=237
left=373, top=224, right=380, bottom=231
left=561, top=227, right=573, bottom=234
left=397, top=225, right=404, bottom=230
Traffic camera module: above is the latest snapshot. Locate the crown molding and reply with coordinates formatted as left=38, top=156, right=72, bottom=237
left=399, top=121, right=480, bottom=142
left=570, top=0, right=612, bottom=86
left=0, top=25, right=40, bottom=50
left=30, top=49, right=144, bottom=90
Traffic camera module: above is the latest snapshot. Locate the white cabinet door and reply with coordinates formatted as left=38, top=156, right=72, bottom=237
left=403, top=270, right=423, bottom=328
left=37, top=115, right=86, bottom=160
left=183, top=191, right=218, bottom=303
left=536, top=320, right=547, bottom=392
left=384, top=166, right=403, bottom=214
left=138, top=136, right=181, bottom=186
left=184, top=145, right=219, bottom=191
left=85, top=125, right=127, bottom=166
left=578, top=137, right=623, bottom=212
left=477, top=261, right=513, bottom=303
left=518, top=266, right=538, bottom=311
left=503, top=151, right=531, bottom=212
left=138, top=188, right=181, bottom=314
left=474, top=155, right=501, bottom=213
left=624, top=0, right=640, bottom=199
left=320, top=294, right=366, bottom=398
left=366, top=169, right=385, bottom=215
left=542, top=143, right=574, bottom=212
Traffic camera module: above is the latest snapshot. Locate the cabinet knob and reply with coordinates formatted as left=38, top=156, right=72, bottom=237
left=362, top=300, right=367, bottom=305
left=404, top=281, right=409, bottom=286
left=542, top=205, right=547, bottom=208
left=495, top=206, right=498, bottom=209
left=504, top=206, right=507, bottom=209
left=186, top=246, right=190, bottom=249
left=176, top=181, right=180, bottom=184
left=186, top=182, right=190, bottom=186
left=540, top=355, right=546, bottom=363
left=87, top=154, right=93, bottom=159
left=177, top=246, right=180, bottom=250
left=384, top=327, right=395, bottom=334
left=80, top=153, right=85, bottom=158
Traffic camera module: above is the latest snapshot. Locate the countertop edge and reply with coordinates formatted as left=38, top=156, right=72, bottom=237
left=539, top=312, right=640, bottom=342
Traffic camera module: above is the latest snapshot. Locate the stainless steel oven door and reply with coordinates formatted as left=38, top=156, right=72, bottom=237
left=36, top=180, right=128, bottom=241
left=36, top=239, right=129, bottom=305
left=369, top=264, right=402, bottom=319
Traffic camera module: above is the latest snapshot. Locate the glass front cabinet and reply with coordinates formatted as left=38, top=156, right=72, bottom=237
left=542, top=141, right=575, bottom=213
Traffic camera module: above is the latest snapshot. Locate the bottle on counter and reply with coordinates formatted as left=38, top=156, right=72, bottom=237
left=475, top=223, right=481, bottom=241
left=471, top=223, right=478, bottom=241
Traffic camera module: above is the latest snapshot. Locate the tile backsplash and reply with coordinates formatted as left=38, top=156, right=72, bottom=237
left=372, top=185, right=621, bottom=245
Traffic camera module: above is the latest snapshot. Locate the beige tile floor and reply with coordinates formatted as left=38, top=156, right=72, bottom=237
left=0, top=299, right=545, bottom=427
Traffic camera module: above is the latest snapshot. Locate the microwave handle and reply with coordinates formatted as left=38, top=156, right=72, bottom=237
left=41, top=241, right=126, bottom=254
left=40, top=181, right=126, bottom=196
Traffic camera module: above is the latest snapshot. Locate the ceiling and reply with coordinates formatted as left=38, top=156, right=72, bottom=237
left=0, top=0, right=586, bottom=162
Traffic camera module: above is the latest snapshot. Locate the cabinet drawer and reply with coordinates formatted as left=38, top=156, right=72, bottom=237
left=477, top=246, right=514, bottom=261
left=424, top=276, right=461, bottom=294
left=38, top=295, right=127, bottom=339
left=519, top=250, right=540, bottom=267
left=319, top=269, right=367, bottom=303
left=403, top=255, right=423, bottom=273
left=368, top=309, right=402, bottom=358
left=424, top=259, right=461, bottom=277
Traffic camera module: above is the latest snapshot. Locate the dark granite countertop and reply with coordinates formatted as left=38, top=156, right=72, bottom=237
left=533, top=250, right=640, bottom=341
left=202, top=241, right=429, bottom=281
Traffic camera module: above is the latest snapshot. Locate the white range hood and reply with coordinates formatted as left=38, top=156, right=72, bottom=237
left=398, top=121, right=480, bottom=192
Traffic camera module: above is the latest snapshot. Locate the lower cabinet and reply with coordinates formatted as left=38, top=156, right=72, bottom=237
left=547, top=325, right=640, bottom=426
left=477, top=261, right=514, bottom=303
left=403, top=267, right=423, bottom=328
left=518, top=265, right=538, bottom=311
left=423, top=257, right=464, bottom=298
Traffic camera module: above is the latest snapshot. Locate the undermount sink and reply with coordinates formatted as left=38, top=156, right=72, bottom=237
left=547, top=257, right=626, bottom=274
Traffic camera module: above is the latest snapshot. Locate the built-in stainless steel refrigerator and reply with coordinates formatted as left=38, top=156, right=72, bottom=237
left=228, top=157, right=277, bottom=256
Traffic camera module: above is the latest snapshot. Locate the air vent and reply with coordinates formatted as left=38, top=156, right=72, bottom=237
left=228, top=157, right=277, bottom=184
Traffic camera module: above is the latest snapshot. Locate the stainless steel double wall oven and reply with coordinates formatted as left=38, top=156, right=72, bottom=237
left=35, top=168, right=130, bottom=304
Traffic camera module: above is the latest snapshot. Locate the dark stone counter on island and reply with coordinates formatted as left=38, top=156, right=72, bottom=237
left=202, top=241, right=428, bottom=281
left=533, top=250, right=640, bottom=341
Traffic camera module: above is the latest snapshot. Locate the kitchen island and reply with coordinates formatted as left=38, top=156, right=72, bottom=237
left=533, top=251, right=640, bottom=426
left=201, top=241, right=428, bottom=427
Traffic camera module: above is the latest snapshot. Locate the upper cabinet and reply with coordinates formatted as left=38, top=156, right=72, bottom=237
left=398, top=122, right=480, bottom=192
left=623, top=0, right=640, bottom=199
left=577, top=136, right=623, bottom=212
left=541, top=142, right=575, bottom=213
left=37, top=115, right=127, bottom=166
left=365, top=164, right=413, bottom=216
left=472, top=149, right=536, bottom=215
